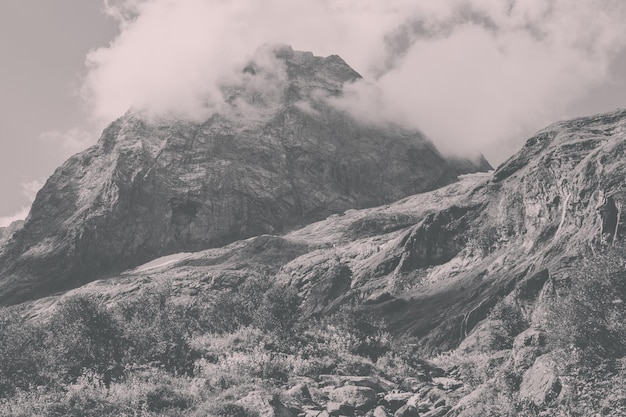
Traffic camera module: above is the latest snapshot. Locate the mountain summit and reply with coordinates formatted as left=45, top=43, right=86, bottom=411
left=0, top=45, right=490, bottom=304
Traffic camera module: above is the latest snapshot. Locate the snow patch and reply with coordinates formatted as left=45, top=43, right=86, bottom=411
left=134, top=252, right=191, bottom=272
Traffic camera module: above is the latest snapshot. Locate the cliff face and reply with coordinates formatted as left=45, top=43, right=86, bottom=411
left=0, top=46, right=490, bottom=304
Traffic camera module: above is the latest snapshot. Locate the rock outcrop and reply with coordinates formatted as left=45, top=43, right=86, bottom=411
left=0, top=45, right=490, bottom=305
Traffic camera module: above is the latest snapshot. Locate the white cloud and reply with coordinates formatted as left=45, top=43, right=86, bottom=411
left=0, top=180, right=44, bottom=228
left=0, top=206, right=30, bottom=228
left=40, top=127, right=99, bottom=156
left=21, top=180, right=43, bottom=202
left=82, top=0, right=626, bottom=163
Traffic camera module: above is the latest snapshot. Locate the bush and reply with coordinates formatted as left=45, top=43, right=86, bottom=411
left=46, top=296, right=124, bottom=385
left=115, top=286, right=198, bottom=375
left=0, top=311, right=47, bottom=396
left=321, top=304, right=392, bottom=361
left=251, top=283, right=301, bottom=337
left=198, top=278, right=301, bottom=346
left=145, top=385, right=190, bottom=412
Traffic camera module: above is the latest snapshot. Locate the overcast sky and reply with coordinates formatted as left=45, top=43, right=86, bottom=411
left=1, top=0, right=626, bottom=226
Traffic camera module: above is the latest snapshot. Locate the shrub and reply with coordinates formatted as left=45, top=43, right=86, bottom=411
left=197, top=278, right=301, bottom=350
left=115, top=286, right=198, bottom=375
left=251, top=283, right=301, bottom=337
left=46, top=295, right=124, bottom=385
left=321, top=304, right=392, bottom=361
left=145, top=385, right=190, bottom=412
left=0, top=311, right=47, bottom=396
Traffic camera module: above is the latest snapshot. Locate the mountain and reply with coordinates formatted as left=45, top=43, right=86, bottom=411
left=0, top=45, right=490, bottom=305
left=22, top=107, right=626, bottom=347
left=1, top=43, right=625, bottom=416
left=14, top=108, right=625, bottom=416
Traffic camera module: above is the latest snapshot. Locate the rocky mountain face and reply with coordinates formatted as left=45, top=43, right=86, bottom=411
left=17, top=107, right=626, bottom=416
left=0, top=46, right=490, bottom=305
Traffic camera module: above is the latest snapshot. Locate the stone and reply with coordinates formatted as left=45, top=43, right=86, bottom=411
left=416, top=401, right=431, bottom=413
left=400, top=377, right=426, bottom=393
left=372, top=406, right=389, bottom=417
left=426, top=388, right=448, bottom=404
left=519, top=355, right=562, bottom=407
left=237, top=392, right=295, bottom=417
left=342, top=376, right=397, bottom=393
left=432, top=377, right=462, bottom=391
left=422, top=406, right=451, bottom=417
left=512, top=329, right=548, bottom=372
left=327, top=386, right=377, bottom=411
left=393, top=405, right=419, bottom=417
left=286, top=383, right=313, bottom=403
left=383, top=392, right=414, bottom=411
left=326, top=401, right=355, bottom=416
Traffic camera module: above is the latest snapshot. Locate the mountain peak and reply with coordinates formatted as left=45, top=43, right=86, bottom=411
left=0, top=47, right=489, bottom=305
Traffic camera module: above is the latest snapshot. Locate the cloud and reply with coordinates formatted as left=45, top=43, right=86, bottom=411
left=0, top=206, right=30, bottom=228
left=82, top=0, right=626, bottom=163
left=40, top=128, right=99, bottom=156
left=0, top=180, right=43, bottom=228
left=21, top=180, right=43, bottom=202
left=83, top=0, right=412, bottom=122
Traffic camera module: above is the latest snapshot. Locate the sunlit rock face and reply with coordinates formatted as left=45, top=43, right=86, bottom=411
left=0, top=45, right=490, bottom=304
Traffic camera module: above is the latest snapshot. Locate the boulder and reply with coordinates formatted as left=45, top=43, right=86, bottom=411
left=327, top=386, right=377, bottom=411
left=512, top=328, right=547, bottom=372
left=237, top=392, right=295, bottom=417
left=343, top=376, right=397, bottom=393
left=383, top=392, right=414, bottom=411
left=432, top=377, right=462, bottom=391
left=422, top=406, right=451, bottom=417
left=372, top=406, right=390, bottom=417
left=519, top=355, right=562, bottom=407
left=393, top=405, right=419, bottom=417
left=326, top=401, right=355, bottom=416
left=400, top=377, right=426, bottom=393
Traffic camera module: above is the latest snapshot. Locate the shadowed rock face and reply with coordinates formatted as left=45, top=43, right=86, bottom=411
left=0, top=46, right=490, bottom=305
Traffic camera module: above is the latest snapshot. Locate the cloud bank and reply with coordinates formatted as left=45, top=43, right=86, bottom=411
left=83, top=0, right=626, bottom=162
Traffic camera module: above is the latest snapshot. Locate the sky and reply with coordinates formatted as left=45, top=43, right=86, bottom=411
left=1, top=0, right=626, bottom=227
